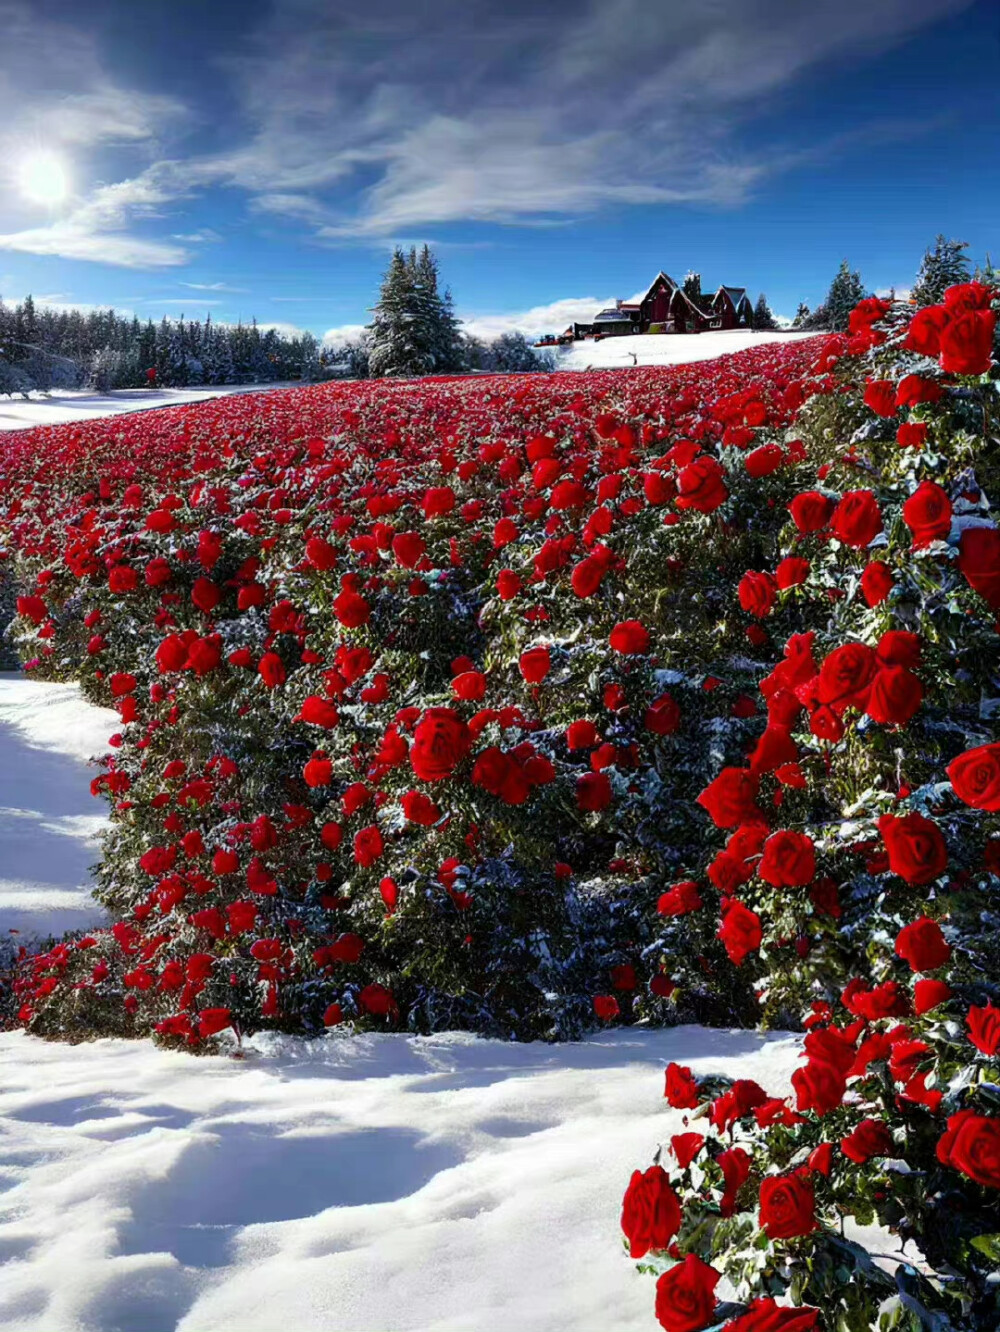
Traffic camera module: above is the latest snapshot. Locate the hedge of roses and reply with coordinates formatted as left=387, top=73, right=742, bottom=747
left=0, top=340, right=835, bottom=1044
left=622, top=284, right=1000, bottom=1330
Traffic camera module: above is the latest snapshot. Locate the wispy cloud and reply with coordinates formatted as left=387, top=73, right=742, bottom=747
left=180, top=281, right=248, bottom=293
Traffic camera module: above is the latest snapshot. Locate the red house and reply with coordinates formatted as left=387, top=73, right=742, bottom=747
left=572, top=271, right=756, bottom=338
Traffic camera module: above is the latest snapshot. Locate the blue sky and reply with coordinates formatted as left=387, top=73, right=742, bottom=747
left=0, top=0, right=997, bottom=341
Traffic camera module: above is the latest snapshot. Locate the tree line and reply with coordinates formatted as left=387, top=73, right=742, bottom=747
left=0, top=298, right=323, bottom=397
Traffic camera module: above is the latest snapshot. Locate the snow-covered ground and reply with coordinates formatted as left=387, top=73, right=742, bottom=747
left=0, top=675, right=807, bottom=1332
left=0, top=383, right=296, bottom=432
left=545, top=329, right=815, bottom=370
left=0, top=675, right=115, bottom=938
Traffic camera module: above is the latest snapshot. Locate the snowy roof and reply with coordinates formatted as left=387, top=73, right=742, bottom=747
left=716, top=286, right=749, bottom=307
left=636, top=271, right=678, bottom=306
left=593, top=308, right=636, bottom=322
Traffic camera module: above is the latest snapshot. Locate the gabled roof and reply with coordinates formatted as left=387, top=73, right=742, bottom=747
left=714, top=286, right=750, bottom=308
left=669, top=286, right=712, bottom=318
left=593, top=308, right=635, bottom=322
left=636, top=271, right=678, bottom=306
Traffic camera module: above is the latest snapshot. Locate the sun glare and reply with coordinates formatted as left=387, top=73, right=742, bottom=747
left=18, top=152, right=70, bottom=206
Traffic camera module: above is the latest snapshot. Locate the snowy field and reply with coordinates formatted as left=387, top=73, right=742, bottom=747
left=0, top=675, right=805, bottom=1332
left=0, top=383, right=295, bottom=432
left=545, top=329, right=815, bottom=370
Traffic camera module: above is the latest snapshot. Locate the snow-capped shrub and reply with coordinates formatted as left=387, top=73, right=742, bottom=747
left=623, top=284, right=1000, bottom=1330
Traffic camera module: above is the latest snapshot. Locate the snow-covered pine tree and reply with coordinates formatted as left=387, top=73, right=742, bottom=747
left=912, top=235, right=971, bottom=306
left=791, top=302, right=811, bottom=328
left=822, top=259, right=866, bottom=330
left=682, top=272, right=703, bottom=306
left=369, top=248, right=432, bottom=378
left=753, top=293, right=779, bottom=330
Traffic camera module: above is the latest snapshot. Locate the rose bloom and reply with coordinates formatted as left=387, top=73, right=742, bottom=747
left=738, top=570, right=778, bottom=618
left=830, top=490, right=883, bottom=548
left=654, top=1254, right=720, bottom=1332
left=957, top=526, right=1000, bottom=610
left=895, top=915, right=950, bottom=971
left=840, top=1118, right=893, bottom=1164
left=410, top=708, right=471, bottom=782
left=878, top=811, right=948, bottom=886
left=676, top=456, right=728, bottom=513
left=620, top=1165, right=682, bottom=1258
left=723, top=1299, right=819, bottom=1332
left=936, top=1110, right=1000, bottom=1189
left=609, top=619, right=650, bottom=654
left=717, top=898, right=762, bottom=965
left=519, top=645, right=551, bottom=683
left=775, top=557, right=809, bottom=590
left=948, top=743, right=1000, bottom=810
left=758, top=1172, right=816, bottom=1239
left=696, top=767, right=763, bottom=828
left=664, top=1061, right=701, bottom=1108
left=759, top=830, right=816, bottom=887
left=967, top=1002, right=1000, bottom=1056
left=902, top=480, right=952, bottom=547
left=788, top=491, right=834, bottom=533
left=865, top=665, right=923, bottom=726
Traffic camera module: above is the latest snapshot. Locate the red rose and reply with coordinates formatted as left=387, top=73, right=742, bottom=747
left=895, top=374, right=943, bottom=407
left=738, top=571, right=778, bottom=618
left=818, top=643, right=876, bottom=709
left=903, top=480, right=952, bottom=547
left=840, top=1118, right=893, bottom=1164
left=936, top=1110, right=1000, bottom=1189
left=718, top=898, right=762, bottom=965
left=788, top=491, right=834, bottom=533
left=904, top=303, right=949, bottom=356
left=197, top=1007, right=232, bottom=1037
left=333, top=588, right=370, bottom=628
left=592, top=994, right=619, bottom=1021
left=897, top=421, right=928, bottom=449
left=948, top=743, right=1000, bottom=810
left=718, top=1145, right=752, bottom=1215
left=745, top=444, right=785, bottom=478
left=358, top=982, right=394, bottom=1016
left=658, top=880, right=703, bottom=916
left=303, top=755, right=332, bottom=788
left=410, top=707, right=471, bottom=781
left=519, top=645, right=551, bottom=683
left=620, top=1165, right=682, bottom=1257
left=353, top=824, right=383, bottom=868
left=958, top=526, right=1000, bottom=609
left=831, top=490, right=882, bottom=548
left=391, top=531, right=425, bottom=568
left=865, top=666, right=923, bottom=726
left=879, top=812, right=947, bottom=886
left=944, top=281, right=995, bottom=313
left=914, top=977, right=952, bottom=1014
left=664, top=1061, right=701, bottom=1108
left=722, top=1297, right=820, bottom=1331
left=676, top=456, right=728, bottom=513
left=401, top=790, right=440, bottom=825
left=863, top=379, right=898, bottom=417
left=258, top=651, right=286, bottom=689
left=967, top=1002, right=1000, bottom=1056
left=759, top=831, right=816, bottom=887
left=895, top=915, right=950, bottom=971
left=792, top=1059, right=846, bottom=1115
left=939, top=308, right=995, bottom=376
left=296, top=696, right=340, bottom=728
left=775, top=557, right=809, bottom=590
left=654, top=1254, right=720, bottom=1332
left=644, top=692, right=682, bottom=736
left=497, top=569, right=521, bottom=600
left=577, top=770, right=612, bottom=811
left=610, top=619, right=650, bottom=654
left=697, top=767, right=764, bottom=828
left=860, top=561, right=894, bottom=607
left=759, top=1173, right=816, bottom=1239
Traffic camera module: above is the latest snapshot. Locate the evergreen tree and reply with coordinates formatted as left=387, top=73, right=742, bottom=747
left=822, top=260, right=866, bottom=331
left=753, top=293, right=779, bottom=330
left=368, top=248, right=433, bottom=378
left=973, top=253, right=998, bottom=285
left=791, top=302, right=811, bottom=329
left=683, top=272, right=704, bottom=307
left=912, top=235, right=970, bottom=307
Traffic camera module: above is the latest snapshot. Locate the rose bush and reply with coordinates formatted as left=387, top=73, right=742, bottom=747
left=623, top=285, right=1000, bottom=1330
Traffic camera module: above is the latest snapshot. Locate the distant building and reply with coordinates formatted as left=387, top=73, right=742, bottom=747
left=569, top=272, right=756, bottom=339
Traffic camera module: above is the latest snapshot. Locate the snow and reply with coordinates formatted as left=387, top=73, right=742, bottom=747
left=0, top=675, right=809, bottom=1332
left=0, top=384, right=296, bottom=433
left=0, top=674, right=115, bottom=938
left=545, top=329, right=815, bottom=371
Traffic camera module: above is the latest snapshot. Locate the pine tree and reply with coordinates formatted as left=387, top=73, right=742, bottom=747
left=822, top=260, right=866, bottom=331
left=369, top=248, right=432, bottom=378
left=791, top=302, right=811, bottom=329
left=912, top=235, right=970, bottom=307
left=753, top=293, right=779, bottom=330
left=973, top=253, right=997, bottom=285
left=683, top=272, right=703, bottom=307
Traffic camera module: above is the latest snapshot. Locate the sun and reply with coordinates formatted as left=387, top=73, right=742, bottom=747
left=18, top=152, right=70, bottom=206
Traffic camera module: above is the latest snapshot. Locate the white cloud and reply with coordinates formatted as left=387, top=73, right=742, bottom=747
left=458, top=297, right=616, bottom=342
left=180, top=282, right=248, bottom=293
left=321, top=323, right=369, bottom=349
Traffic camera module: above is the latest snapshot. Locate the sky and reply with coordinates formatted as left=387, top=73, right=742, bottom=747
left=0, top=0, right=997, bottom=343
